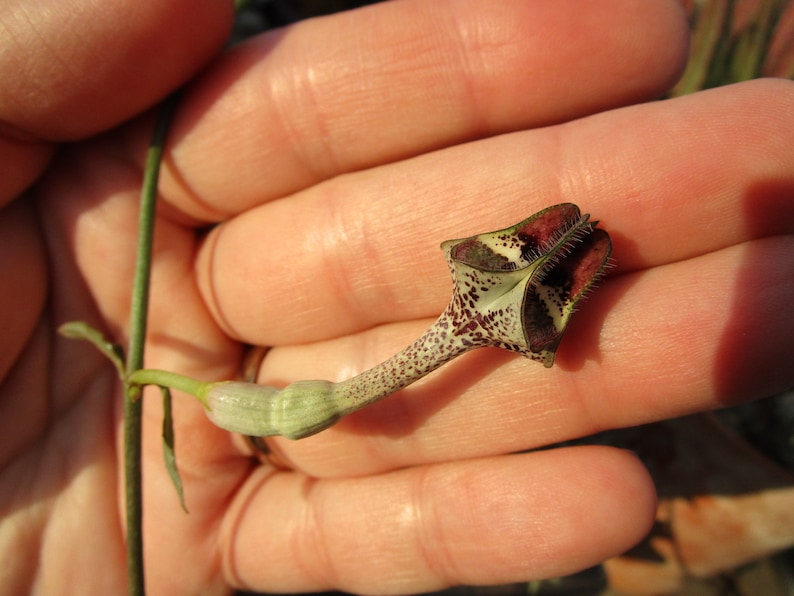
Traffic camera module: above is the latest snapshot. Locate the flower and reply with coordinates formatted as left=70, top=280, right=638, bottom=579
left=127, top=204, right=612, bottom=440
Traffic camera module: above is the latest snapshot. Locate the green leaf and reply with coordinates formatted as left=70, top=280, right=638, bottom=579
left=58, top=321, right=126, bottom=379
left=161, top=386, right=187, bottom=513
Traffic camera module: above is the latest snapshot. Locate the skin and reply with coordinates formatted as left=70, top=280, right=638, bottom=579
left=1, top=0, right=793, bottom=594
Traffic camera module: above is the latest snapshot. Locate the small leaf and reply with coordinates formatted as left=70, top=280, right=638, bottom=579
left=58, top=321, right=126, bottom=379
left=161, top=386, right=187, bottom=513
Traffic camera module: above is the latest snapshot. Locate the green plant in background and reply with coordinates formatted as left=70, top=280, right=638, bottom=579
left=671, top=0, right=792, bottom=97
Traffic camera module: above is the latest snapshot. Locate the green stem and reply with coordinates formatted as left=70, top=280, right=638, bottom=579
left=124, top=91, right=180, bottom=596
left=128, top=369, right=211, bottom=407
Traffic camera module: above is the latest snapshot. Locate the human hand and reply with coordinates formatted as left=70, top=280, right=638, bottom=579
left=2, top=0, right=793, bottom=594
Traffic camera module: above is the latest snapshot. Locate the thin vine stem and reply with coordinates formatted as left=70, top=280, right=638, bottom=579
left=124, top=91, right=181, bottom=596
